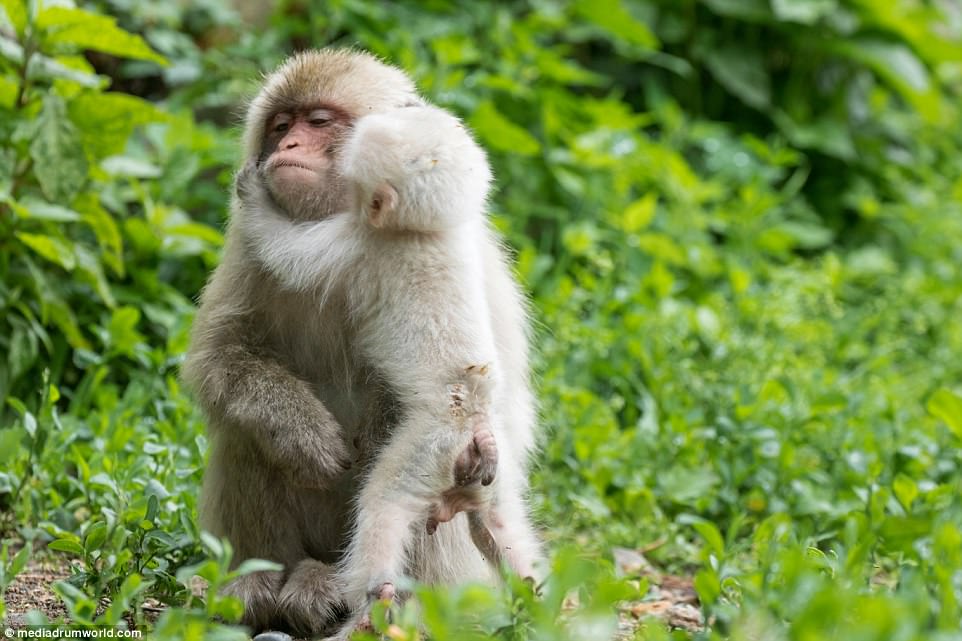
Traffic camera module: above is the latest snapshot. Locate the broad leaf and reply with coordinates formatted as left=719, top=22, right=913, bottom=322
left=37, top=7, right=167, bottom=66
left=15, top=232, right=77, bottom=271
left=30, top=94, right=87, bottom=202
left=574, top=0, right=659, bottom=50
left=703, top=46, right=771, bottom=110
left=0, top=0, right=27, bottom=37
left=69, top=92, right=167, bottom=161
left=470, top=101, right=540, bottom=156
left=928, top=388, right=962, bottom=439
left=771, top=0, right=837, bottom=24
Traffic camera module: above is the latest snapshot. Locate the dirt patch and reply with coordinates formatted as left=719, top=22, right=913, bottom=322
left=3, top=557, right=72, bottom=626
left=611, top=546, right=706, bottom=638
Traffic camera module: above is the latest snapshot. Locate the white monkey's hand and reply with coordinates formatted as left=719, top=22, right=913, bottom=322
left=343, top=105, right=491, bottom=233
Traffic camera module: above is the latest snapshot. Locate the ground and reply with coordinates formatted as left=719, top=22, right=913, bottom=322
left=3, top=545, right=704, bottom=638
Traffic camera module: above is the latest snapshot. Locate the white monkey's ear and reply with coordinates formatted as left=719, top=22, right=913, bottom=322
left=367, top=183, right=399, bottom=228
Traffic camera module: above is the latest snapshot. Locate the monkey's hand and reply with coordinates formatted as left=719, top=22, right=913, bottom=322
left=426, top=413, right=498, bottom=534
left=187, top=338, right=354, bottom=489
left=234, top=158, right=269, bottom=205
left=283, top=412, right=354, bottom=489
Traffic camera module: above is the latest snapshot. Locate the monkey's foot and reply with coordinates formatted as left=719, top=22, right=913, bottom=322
left=454, top=414, right=498, bottom=487
left=427, top=417, right=498, bottom=534
left=354, top=582, right=398, bottom=633
left=276, top=560, right=346, bottom=637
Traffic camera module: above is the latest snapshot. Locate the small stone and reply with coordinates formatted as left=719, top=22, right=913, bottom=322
left=252, top=632, right=293, bottom=641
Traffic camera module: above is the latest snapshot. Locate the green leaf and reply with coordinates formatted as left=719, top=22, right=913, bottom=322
left=678, top=514, right=725, bottom=559
left=36, top=7, right=167, bottom=66
left=833, top=38, right=939, bottom=121
left=0, top=0, right=27, bottom=37
left=69, top=93, right=167, bottom=161
left=83, top=522, right=107, bottom=552
left=692, top=521, right=725, bottom=559
left=892, top=474, right=918, bottom=511
left=703, top=46, right=771, bottom=110
left=15, top=232, right=77, bottom=271
left=233, top=559, right=284, bottom=576
left=18, top=198, right=82, bottom=222
left=0, top=148, right=13, bottom=197
left=74, top=245, right=115, bottom=307
left=48, top=539, right=84, bottom=556
left=621, top=193, right=657, bottom=232
left=167, top=222, right=225, bottom=247
left=701, top=0, right=770, bottom=21
left=10, top=545, right=30, bottom=577
left=101, top=155, right=162, bottom=178
left=0, top=75, right=16, bottom=109
left=927, top=388, right=962, bottom=439
left=774, top=111, right=856, bottom=160
left=839, top=38, right=930, bottom=92
left=693, top=568, right=721, bottom=605
left=46, top=298, right=89, bottom=350
left=106, top=306, right=144, bottom=356
left=470, top=101, right=540, bottom=157
left=771, top=0, right=837, bottom=24
left=562, top=223, right=598, bottom=257
left=0, top=427, right=25, bottom=465
left=30, top=94, right=87, bottom=202
left=573, top=0, right=659, bottom=50
left=775, top=221, right=835, bottom=250
left=75, top=192, right=123, bottom=277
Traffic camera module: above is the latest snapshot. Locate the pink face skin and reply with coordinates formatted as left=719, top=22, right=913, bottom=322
left=260, top=105, right=352, bottom=220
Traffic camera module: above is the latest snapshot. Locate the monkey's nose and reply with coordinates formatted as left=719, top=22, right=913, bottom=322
left=284, top=139, right=300, bottom=149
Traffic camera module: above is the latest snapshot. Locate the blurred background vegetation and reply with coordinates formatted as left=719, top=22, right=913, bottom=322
left=1, top=0, right=961, bottom=639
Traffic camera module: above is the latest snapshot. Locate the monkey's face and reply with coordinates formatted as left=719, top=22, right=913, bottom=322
left=258, top=106, right=352, bottom=220
left=243, top=49, right=421, bottom=221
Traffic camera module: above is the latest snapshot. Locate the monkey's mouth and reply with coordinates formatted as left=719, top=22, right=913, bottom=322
left=272, top=160, right=319, bottom=172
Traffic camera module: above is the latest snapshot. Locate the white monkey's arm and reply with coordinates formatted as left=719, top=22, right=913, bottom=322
left=342, top=105, right=492, bottom=232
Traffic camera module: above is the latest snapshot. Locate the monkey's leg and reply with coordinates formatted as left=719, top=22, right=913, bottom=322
left=333, top=489, right=425, bottom=641
left=222, top=569, right=284, bottom=632
left=480, top=464, right=543, bottom=581
left=335, top=399, right=466, bottom=626
left=202, top=436, right=339, bottom=634
left=276, top=559, right=346, bottom=637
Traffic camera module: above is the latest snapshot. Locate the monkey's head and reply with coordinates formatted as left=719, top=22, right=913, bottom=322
left=242, top=49, right=420, bottom=221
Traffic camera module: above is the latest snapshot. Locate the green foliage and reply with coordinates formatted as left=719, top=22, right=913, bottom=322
left=2, top=0, right=962, bottom=639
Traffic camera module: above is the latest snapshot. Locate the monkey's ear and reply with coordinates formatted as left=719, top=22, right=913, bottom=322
left=367, top=183, right=399, bottom=228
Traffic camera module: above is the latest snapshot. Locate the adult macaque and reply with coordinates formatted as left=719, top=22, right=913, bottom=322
left=183, top=50, right=540, bottom=638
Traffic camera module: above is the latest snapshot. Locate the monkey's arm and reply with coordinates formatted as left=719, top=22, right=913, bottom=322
left=183, top=265, right=352, bottom=488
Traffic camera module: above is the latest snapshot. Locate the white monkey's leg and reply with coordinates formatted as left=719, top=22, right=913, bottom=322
left=479, top=454, right=543, bottom=581
left=338, top=406, right=461, bottom=603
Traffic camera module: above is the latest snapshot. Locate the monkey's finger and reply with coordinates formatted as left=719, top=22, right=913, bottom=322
left=474, top=431, right=498, bottom=486
left=453, top=447, right=476, bottom=486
